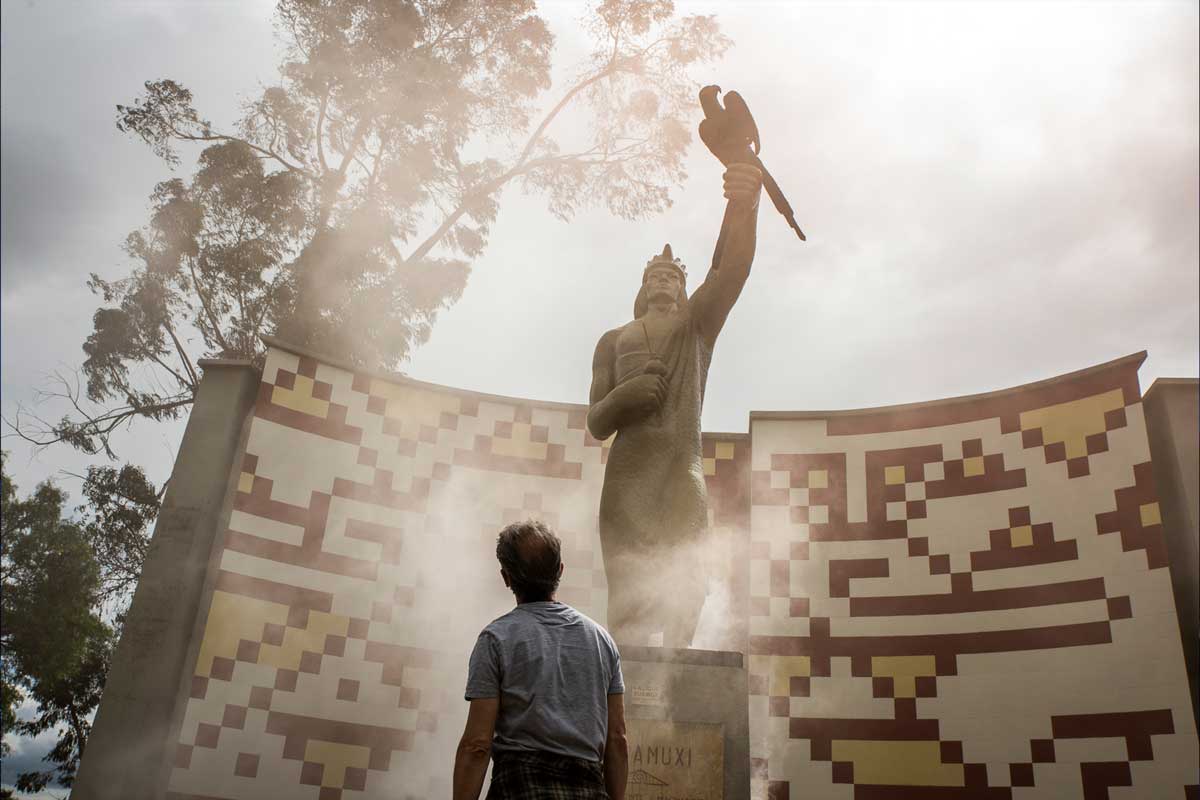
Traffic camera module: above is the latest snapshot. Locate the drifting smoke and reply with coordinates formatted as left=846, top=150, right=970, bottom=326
left=351, top=452, right=749, bottom=796
left=606, top=526, right=745, bottom=653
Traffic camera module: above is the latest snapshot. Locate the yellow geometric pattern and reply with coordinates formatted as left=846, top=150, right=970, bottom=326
left=194, top=591, right=287, bottom=678
left=871, top=655, right=936, bottom=698
left=304, top=740, right=370, bottom=788
left=491, top=423, right=550, bottom=460
left=258, top=611, right=349, bottom=671
left=749, top=655, right=811, bottom=697
left=368, top=378, right=461, bottom=438
left=703, top=438, right=740, bottom=476
left=1009, top=524, right=1034, bottom=547
left=1019, top=388, right=1124, bottom=460
left=832, top=740, right=964, bottom=786
left=271, top=374, right=330, bottom=418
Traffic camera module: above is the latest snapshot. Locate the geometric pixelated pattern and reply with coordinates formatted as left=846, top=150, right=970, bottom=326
left=165, top=345, right=1198, bottom=799
left=168, top=345, right=624, bottom=799
left=168, top=344, right=750, bottom=799
left=702, top=433, right=752, bottom=653
left=747, top=352, right=1198, bottom=799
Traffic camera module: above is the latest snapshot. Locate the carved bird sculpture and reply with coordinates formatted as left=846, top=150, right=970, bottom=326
left=698, top=85, right=806, bottom=243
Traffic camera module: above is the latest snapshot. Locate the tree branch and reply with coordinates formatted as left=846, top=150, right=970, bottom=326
left=185, top=256, right=234, bottom=355
left=162, top=319, right=199, bottom=390
left=316, top=87, right=330, bottom=172
left=4, top=381, right=194, bottom=457
left=144, top=352, right=191, bottom=393
left=171, top=126, right=308, bottom=175
left=406, top=61, right=624, bottom=265
left=515, top=63, right=620, bottom=169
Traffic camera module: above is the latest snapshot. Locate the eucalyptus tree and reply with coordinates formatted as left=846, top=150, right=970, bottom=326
left=3, top=1, right=730, bottom=784
left=13, top=0, right=729, bottom=457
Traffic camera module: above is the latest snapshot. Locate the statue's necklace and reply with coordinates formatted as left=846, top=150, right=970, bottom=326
left=640, top=319, right=657, bottom=358
left=640, top=317, right=673, bottom=361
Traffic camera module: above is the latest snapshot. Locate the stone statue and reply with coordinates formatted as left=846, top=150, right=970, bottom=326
left=587, top=163, right=763, bottom=647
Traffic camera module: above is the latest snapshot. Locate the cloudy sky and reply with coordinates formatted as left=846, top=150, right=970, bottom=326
left=3, top=0, right=1197, bottom=500
left=1, top=0, right=1196, bottom=790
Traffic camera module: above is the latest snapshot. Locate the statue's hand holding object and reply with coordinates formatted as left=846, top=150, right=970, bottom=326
left=642, top=357, right=668, bottom=377
left=723, top=163, right=763, bottom=207
left=611, top=372, right=668, bottom=417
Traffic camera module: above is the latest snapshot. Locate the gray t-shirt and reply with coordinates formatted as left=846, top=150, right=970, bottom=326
left=465, top=601, right=624, bottom=762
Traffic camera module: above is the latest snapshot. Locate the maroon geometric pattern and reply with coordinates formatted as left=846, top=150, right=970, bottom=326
left=163, top=345, right=1196, bottom=798
left=747, top=353, right=1196, bottom=799
left=167, top=347, right=619, bottom=798
left=167, top=344, right=751, bottom=798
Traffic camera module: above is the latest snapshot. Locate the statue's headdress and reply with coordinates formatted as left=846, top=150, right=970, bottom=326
left=634, top=243, right=688, bottom=318
left=642, top=243, right=687, bottom=283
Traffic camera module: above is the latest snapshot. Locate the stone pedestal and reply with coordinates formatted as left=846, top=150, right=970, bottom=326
left=620, top=646, right=749, bottom=800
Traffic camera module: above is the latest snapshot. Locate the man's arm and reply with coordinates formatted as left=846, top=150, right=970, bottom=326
left=603, top=693, right=629, bottom=800
left=452, top=698, right=499, bottom=800
left=692, top=163, right=764, bottom=345
left=586, top=329, right=666, bottom=441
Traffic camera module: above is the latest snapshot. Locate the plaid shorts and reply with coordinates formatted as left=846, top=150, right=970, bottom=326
left=487, top=750, right=609, bottom=800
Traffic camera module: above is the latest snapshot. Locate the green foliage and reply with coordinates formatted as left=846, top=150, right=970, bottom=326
left=115, top=79, right=211, bottom=166
left=78, top=464, right=160, bottom=605
left=1, top=455, right=116, bottom=791
left=0, top=465, right=14, bottom=763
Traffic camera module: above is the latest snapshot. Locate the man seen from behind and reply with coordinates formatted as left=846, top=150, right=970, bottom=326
left=453, top=520, right=628, bottom=799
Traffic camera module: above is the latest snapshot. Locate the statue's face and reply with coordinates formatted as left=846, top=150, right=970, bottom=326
left=644, top=265, right=682, bottom=305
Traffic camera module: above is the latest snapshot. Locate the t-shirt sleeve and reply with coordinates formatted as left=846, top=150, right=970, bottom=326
left=464, top=631, right=500, bottom=700
left=608, top=643, right=625, bottom=695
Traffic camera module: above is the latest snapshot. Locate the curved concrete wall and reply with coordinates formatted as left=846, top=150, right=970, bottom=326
left=159, top=340, right=750, bottom=799
left=745, top=352, right=1197, bottom=798
left=103, top=340, right=1194, bottom=799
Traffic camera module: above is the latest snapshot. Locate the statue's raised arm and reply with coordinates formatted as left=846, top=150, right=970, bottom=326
left=690, top=163, right=764, bottom=346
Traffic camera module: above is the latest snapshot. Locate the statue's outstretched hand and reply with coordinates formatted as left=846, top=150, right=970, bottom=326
left=723, top=163, right=762, bottom=207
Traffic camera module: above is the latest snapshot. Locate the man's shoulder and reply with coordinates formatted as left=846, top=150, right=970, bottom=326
left=557, top=602, right=593, bottom=626
left=562, top=605, right=620, bottom=651
left=478, top=607, right=523, bottom=636
left=480, top=603, right=576, bottom=631
left=479, top=604, right=618, bottom=648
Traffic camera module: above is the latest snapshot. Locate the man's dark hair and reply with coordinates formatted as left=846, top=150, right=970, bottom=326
left=496, top=519, right=563, bottom=602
